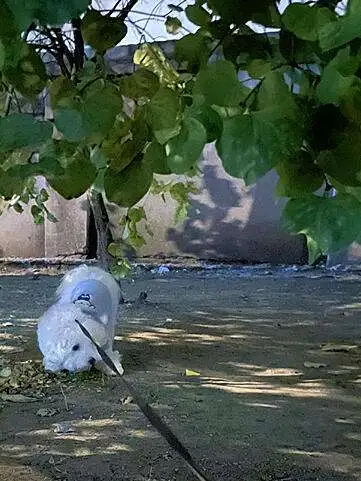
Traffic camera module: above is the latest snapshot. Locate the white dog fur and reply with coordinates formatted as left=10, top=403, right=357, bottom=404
left=37, top=264, right=124, bottom=376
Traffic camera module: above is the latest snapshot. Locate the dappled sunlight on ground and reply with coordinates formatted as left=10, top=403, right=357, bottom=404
left=0, top=272, right=361, bottom=480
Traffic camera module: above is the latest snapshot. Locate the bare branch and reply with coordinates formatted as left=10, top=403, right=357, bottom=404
left=71, top=18, right=84, bottom=71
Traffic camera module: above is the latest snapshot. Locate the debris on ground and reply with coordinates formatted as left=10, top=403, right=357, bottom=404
left=53, top=422, right=75, bottom=434
left=36, top=407, right=59, bottom=417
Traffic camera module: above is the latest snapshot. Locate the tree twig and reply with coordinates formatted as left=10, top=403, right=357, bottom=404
left=71, top=18, right=85, bottom=72
left=59, top=384, right=69, bottom=411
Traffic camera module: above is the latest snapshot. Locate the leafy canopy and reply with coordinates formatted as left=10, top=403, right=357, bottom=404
left=0, top=0, right=361, bottom=262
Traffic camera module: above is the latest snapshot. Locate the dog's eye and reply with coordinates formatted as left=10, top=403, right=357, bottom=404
left=72, top=344, right=80, bottom=351
left=77, top=294, right=90, bottom=302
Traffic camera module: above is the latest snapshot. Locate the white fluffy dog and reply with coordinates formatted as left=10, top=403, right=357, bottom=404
left=37, top=264, right=124, bottom=375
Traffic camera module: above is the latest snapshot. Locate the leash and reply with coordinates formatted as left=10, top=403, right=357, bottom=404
left=75, top=319, right=212, bottom=481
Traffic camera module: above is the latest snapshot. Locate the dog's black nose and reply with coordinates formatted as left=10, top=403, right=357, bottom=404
left=89, top=357, right=96, bottom=366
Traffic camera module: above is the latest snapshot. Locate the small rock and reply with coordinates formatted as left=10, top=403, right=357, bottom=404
left=54, top=422, right=75, bottom=434
left=151, top=265, right=170, bottom=274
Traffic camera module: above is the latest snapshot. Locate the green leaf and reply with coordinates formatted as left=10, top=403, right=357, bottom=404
left=12, top=202, right=23, bottom=213
left=175, top=32, right=211, bottom=73
left=185, top=4, right=211, bottom=26
left=282, top=194, right=361, bottom=254
left=222, top=30, right=271, bottom=67
left=39, top=188, right=49, bottom=202
left=54, top=107, right=87, bottom=142
left=7, top=0, right=90, bottom=30
left=247, top=59, right=271, bottom=78
left=317, top=67, right=355, bottom=105
left=120, top=69, right=159, bottom=99
left=316, top=47, right=360, bottom=104
left=128, top=230, right=146, bottom=249
left=31, top=204, right=44, bottom=224
left=166, top=117, right=207, bottom=174
left=108, top=241, right=126, bottom=258
left=39, top=141, right=97, bottom=199
left=165, top=16, right=182, bottom=34
left=82, top=83, right=122, bottom=143
left=206, top=0, right=242, bottom=24
left=143, top=141, right=171, bottom=175
left=187, top=100, right=223, bottom=143
left=147, top=87, right=181, bottom=134
left=0, top=1, right=19, bottom=38
left=168, top=181, right=198, bottom=223
left=257, top=71, right=296, bottom=111
left=0, top=167, right=27, bottom=198
left=103, top=114, right=150, bottom=172
left=48, top=76, right=77, bottom=109
left=216, top=108, right=302, bottom=185
left=317, top=126, right=361, bottom=187
left=0, top=115, right=53, bottom=153
left=110, top=259, right=132, bottom=279
left=282, top=4, right=335, bottom=42
left=3, top=41, right=47, bottom=98
left=54, top=83, right=122, bottom=143
left=319, top=1, right=361, bottom=52
left=81, top=9, right=127, bottom=53
left=104, top=155, right=153, bottom=207
left=309, top=104, right=349, bottom=152
left=128, top=206, right=146, bottom=223
left=276, top=151, right=324, bottom=197
left=215, top=71, right=303, bottom=185
left=46, top=211, right=58, bottom=223
left=48, top=152, right=97, bottom=199
left=194, top=60, right=246, bottom=106
left=279, top=30, right=318, bottom=64
left=306, top=236, right=323, bottom=265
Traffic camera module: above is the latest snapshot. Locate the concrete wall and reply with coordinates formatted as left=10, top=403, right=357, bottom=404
left=0, top=143, right=308, bottom=264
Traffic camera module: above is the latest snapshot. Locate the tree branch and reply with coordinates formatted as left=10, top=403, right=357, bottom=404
left=118, top=0, right=139, bottom=21
left=71, top=18, right=85, bottom=72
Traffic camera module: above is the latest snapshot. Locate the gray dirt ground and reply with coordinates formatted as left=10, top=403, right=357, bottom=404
left=0, top=265, right=361, bottom=481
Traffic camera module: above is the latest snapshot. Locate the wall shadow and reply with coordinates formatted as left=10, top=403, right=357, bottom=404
left=168, top=147, right=308, bottom=264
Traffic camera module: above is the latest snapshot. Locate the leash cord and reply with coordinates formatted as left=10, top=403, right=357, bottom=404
left=75, top=319, right=211, bottom=481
